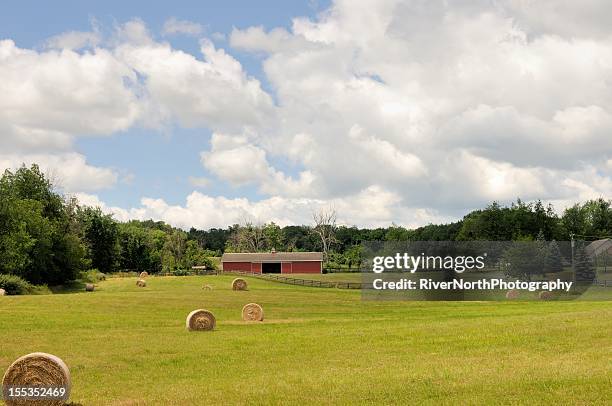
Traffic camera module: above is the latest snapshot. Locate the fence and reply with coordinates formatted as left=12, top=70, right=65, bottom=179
left=221, top=270, right=368, bottom=289
left=109, top=269, right=217, bottom=278
left=156, top=270, right=217, bottom=277
left=593, top=279, right=612, bottom=287
left=324, top=268, right=366, bottom=274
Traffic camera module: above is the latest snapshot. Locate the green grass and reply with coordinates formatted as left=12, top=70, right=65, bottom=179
left=284, top=273, right=363, bottom=282
left=0, top=276, right=610, bottom=405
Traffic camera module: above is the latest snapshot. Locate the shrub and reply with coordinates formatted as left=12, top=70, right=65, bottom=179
left=0, top=274, right=34, bottom=295
left=80, top=269, right=107, bottom=283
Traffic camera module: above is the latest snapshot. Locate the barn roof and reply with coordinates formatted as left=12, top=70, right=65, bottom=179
left=221, top=252, right=323, bottom=262
left=585, top=239, right=612, bottom=256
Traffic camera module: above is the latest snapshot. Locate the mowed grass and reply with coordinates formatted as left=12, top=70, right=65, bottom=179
left=0, top=276, right=610, bottom=405
left=277, top=273, right=363, bottom=282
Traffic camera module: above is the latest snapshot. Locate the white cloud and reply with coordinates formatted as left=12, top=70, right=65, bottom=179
left=0, top=153, right=117, bottom=192
left=225, top=0, right=612, bottom=216
left=200, top=133, right=317, bottom=197
left=162, top=17, right=203, bottom=36
left=0, top=39, right=141, bottom=144
left=441, top=104, right=612, bottom=169
left=84, top=188, right=453, bottom=230
left=4, top=5, right=612, bottom=228
left=72, top=193, right=132, bottom=221
left=0, top=19, right=275, bottom=196
left=0, top=36, right=140, bottom=194
left=502, top=0, right=612, bottom=39
left=0, top=19, right=271, bottom=148
left=201, top=133, right=270, bottom=185
left=116, top=33, right=274, bottom=131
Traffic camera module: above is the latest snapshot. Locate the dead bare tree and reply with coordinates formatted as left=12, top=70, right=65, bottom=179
left=243, top=221, right=265, bottom=252
left=228, top=217, right=265, bottom=252
left=312, top=207, right=337, bottom=262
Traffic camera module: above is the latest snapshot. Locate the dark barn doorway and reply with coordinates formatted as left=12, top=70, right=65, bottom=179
left=262, top=262, right=281, bottom=273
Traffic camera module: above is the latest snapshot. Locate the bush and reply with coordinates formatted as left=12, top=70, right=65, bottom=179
left=0, top=274, right=34, bottom=295
left=109, top=271, right=138, bottom=278
left=80, top=269, right=107, bottom=283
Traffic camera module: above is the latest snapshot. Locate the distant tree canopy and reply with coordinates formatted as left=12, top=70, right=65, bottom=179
left=1, top=164, right=611, bottom=285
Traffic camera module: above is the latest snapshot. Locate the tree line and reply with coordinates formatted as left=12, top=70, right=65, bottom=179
left=1, top=165, right=611, bottom=286
left=201, top=199, right=611, bottom=268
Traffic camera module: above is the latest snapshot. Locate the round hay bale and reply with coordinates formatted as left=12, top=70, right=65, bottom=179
left=136, top=279, right=147, bottom=288
left=505, top=289, right=520, bottom=300
left=139, top=271, right=148, bottom=279
left=0, top=288, right=5, bottom=296
left=232, top=278, right=247, bottom=291
left=85, top=283, right=94, bottom=292
left=539, top=291, right=553, bottom=300
left=2, top=352, right=70, bottom=406
left=242, top=303, right=264, bottom=321
left=186, top=309, right=216, bottom=331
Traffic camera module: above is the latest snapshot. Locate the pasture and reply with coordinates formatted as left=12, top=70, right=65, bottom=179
left=0, top=275, right=610, bottom=405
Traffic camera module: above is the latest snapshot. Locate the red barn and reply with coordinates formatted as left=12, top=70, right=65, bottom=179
left=221, top=251, right=323, bottom=274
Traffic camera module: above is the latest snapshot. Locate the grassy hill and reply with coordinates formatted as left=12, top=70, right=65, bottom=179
left=0, top=275, right=610, bottom=405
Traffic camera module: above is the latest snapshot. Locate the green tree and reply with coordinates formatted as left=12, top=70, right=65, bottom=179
left=226, top=223, right=265, bottom=252
left=78, top=207, right=119, bottom=274
left=162, top=230, right=187, bottom=272
left=118, top=223, right=154, bottom=272
left=574, top=242, right=595, bottom=282
left=560, top=199, right=612, bottom=239
left=184, top=240, right=214, bottom=269
left=344, top=245, right=363, bottom=269
left=543, top=240, right=564, bottom=274
left=263, top=222, right=283, bottom=250
left=0, top=198, right=41, bottom=278
left=0, top=165, right=85, bottom=285
left=385, top=224, right=411, bottom=241
left=501, top=241, right=546, bottom=281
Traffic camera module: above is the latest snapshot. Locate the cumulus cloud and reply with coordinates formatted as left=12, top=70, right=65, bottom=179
left=201, top=133, right=271, bottom=185
left=224, top=0, right=612, bottom=216
left=115, top=34, right=274, bottom=131
left=502, top=0, right=612, bottom=39
left=82, top=188, right=454, bottom=230
left=201, top=133, right=317, bottom=197
left=71, top=193, right=132, bottom=221
left=4, top=3, right=612, bottom=228
left=0, top=19, right=274, bottom=197
left=0, top=153, right=117, bottom=192
left=0, top=39, right=141, bottom=144
left=442, top=105, right=612, bottom=169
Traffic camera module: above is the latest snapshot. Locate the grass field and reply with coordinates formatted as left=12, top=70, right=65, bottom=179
left=278, top=273, right=363, bottom=282
left=1, top=275, right=611, bottom=405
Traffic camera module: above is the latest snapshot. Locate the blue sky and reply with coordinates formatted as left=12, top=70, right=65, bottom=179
left=1, top=1, right=610, bottom=229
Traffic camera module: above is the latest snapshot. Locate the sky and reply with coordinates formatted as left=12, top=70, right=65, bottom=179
left=1, top=0, right=611, bottom=230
